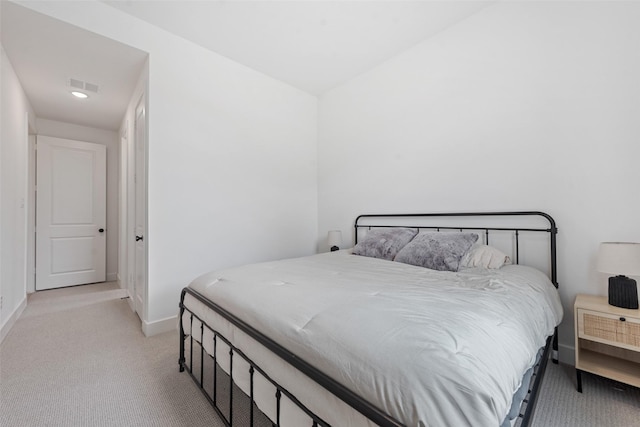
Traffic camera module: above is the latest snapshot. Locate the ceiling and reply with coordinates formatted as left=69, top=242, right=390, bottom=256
left=1, top=1, right=493, bottom=131
left=105, top=0, right=493, bottom=95
left=1, top=1, right=148, bottom=131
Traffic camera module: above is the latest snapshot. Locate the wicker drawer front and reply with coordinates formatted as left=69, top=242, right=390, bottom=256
left=581, top=310, right=640, bottom=351
left=619, top=321, right=640, bottom=348
left=583, top=313, right=616, bottom=340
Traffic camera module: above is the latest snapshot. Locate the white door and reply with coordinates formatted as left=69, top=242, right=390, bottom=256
left=134, top=99, right=147, bottom=317
left=36, top=136, right=106, bottom=290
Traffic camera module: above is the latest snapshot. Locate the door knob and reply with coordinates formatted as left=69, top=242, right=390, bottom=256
left=99, top=228, right=104, bottom=233
left=136, top=235, right=144, bottom=242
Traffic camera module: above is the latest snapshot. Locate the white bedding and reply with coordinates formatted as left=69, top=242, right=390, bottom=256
left=186, top=250, right=563, bottom=426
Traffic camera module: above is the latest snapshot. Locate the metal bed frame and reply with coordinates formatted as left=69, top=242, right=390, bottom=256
left=179, top=211, right=559, bottom=427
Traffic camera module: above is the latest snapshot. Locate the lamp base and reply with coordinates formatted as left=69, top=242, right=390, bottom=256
left=608, top=276, right=638, bottom=309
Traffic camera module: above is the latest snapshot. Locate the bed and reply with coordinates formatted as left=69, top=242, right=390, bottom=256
left=179, top=212, right=563, bottom=427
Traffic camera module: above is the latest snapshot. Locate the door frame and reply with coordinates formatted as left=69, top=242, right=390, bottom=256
left=27, top=127, right=120, bottom=294
left=26, top=115, right=37, bottom=294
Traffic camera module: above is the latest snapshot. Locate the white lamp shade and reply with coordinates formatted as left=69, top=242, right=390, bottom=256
left=327, top=230, right=343, bottom=247
left=597, top=242, right=640, bottom=276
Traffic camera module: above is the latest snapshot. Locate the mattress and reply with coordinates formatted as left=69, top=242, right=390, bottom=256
left=184, top=250, right=563, bottom=426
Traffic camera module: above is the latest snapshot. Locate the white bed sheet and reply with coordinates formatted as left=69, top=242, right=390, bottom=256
left=185, top=250, right=563, bottom=426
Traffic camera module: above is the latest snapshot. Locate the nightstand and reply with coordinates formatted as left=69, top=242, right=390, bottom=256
left=574, top=294, right=640, bottom=392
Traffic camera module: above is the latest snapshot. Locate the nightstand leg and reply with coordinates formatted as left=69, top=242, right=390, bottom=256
left=576, top=369, right=583, bottom=393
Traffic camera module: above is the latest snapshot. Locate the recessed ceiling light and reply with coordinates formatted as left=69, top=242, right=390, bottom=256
left=71, top=91, right=88, bottom=99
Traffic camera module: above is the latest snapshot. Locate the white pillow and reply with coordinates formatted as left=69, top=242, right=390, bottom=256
left=460, top=244, right=511, bottom=269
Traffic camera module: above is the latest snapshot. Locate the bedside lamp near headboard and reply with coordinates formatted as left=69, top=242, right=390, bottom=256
left=597, top=242, right=640, bottom=309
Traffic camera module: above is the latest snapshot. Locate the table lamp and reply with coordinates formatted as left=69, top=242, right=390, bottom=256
left=597, top=242, right=640, bottom=309
left=328, top=230, right=342, bottom=252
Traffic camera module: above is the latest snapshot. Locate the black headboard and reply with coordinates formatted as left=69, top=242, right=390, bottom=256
left=354, top=211, right=558, bottom=288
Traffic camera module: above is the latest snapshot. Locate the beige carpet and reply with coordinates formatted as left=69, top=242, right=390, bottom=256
left=2, top=283, right=639, bottom=426
left=0, top=283, right=220, bottom=426
left=531, top=359, right=640, bottom=427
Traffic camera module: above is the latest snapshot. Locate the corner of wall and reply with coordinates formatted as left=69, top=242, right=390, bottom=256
left=0, top=296, right=27, bottom=345
left=558, top=343, right=575, bottom=367
left=141, top=315, right=178, bottom=337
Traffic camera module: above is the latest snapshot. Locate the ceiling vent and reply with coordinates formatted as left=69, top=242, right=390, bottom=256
left=84, top=82, right=99, bottom=93
left=68, top=78, right=99, bottom=93
left=69, top=78, right=84, bottom=89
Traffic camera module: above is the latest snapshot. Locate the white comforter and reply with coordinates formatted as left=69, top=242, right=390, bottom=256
left=188, top=250, right=563, bottom=426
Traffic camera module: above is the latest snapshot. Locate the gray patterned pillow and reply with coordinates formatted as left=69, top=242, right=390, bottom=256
left=394, top=232, right=479, bottom=271
left=353, top=228, right=418, bottom=261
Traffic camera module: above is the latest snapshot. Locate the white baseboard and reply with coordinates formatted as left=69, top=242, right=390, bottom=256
left=142, top=315, right=178, bottom=337
left=113, top=287, right=128, bottom=299
left=0, top=296, right=27, bottom=345
left=106, top=272, right=117, bottom=282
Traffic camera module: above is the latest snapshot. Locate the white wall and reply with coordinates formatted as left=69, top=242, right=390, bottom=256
left=0, top=46, right=36, bottom=341
left=24, top=1, right=318, bottom=332
left=145, top=39, right=318, bottom=327
left=318, top=1, right=640, bottom=362
left=36, top=119, right=120, bottom=283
